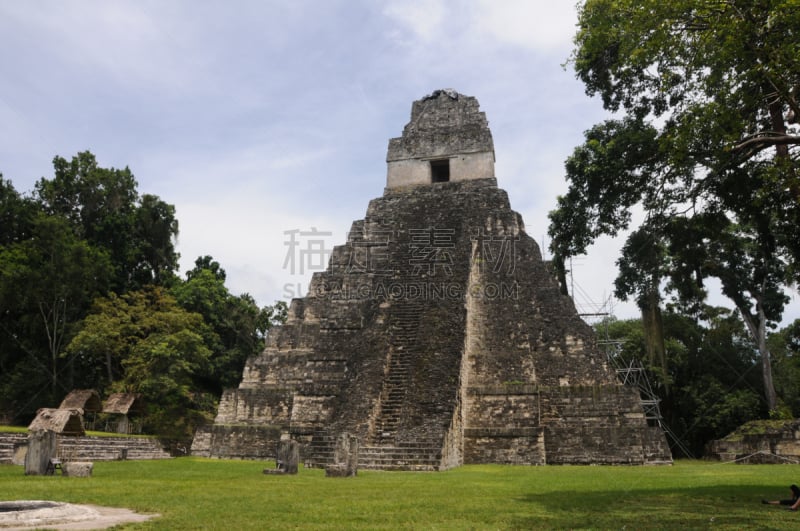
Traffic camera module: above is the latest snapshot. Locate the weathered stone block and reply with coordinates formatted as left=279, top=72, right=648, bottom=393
left=24, top=429, right=57, bottom=475
left=324, top=463, right=350, bottom=477
left=325, top=433, right=358, bottom=477
left=12, top=440, right=28, bottom=466
left=276, top=439, right=299, bottom=474
left=263, top=439, right=299, bottom=475
left=62, top=461, right=93, bottom=477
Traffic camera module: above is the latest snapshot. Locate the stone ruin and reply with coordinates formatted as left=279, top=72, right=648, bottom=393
left=263, top=440, right=299, bottom=475
left=192, top=89, right=672, bottom=470
left=706, top=419, right=800, bottom=464
left=325, top=433, right=359, bottom=477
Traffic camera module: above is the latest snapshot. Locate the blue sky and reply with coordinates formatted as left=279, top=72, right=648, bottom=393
left=2, top=1, right=797, bottom=325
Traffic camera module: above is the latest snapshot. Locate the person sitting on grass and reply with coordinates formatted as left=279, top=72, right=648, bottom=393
left=763, top=484, right=800, bottom=510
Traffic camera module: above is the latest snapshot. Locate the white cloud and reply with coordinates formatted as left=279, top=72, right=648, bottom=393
left=473, top=0, right=578, bottom=52
left=175, top=188, right=348, bottom=307
left=1, top=2, right=190, bottom=92
left=1, top=0, right=795, bottom=330
left=382, top=0, right=446, bottom=44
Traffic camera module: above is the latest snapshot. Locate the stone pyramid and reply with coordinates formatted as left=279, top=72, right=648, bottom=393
left=192, top=90, right=672, bottom=469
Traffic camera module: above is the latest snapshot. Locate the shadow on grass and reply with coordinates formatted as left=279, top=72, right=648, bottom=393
left=510, top=484, right=795, bottom=530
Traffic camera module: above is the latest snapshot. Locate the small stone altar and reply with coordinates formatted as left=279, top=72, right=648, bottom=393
left=0, top=501, right=157, bottom=529
left=62, top=461, right=94, bottom=477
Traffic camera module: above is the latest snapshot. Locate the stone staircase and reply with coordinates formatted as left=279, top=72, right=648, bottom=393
left=303, top=430, right=335, bottom=469
left=303, top=431, right=442, bottom=471
left=0, top=432, right=171, bottom=464
left=57, top=435, right=171, bottom=461
left=0, top=433, right=27, bottom=464
left=370, top=300, right=423, bottom=445
left=358, top=442, right=443, bottom=471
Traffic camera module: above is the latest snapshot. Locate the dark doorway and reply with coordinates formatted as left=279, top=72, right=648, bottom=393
left=430, top=159, right=450, bottom=183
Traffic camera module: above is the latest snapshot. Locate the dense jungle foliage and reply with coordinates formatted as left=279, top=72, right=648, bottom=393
left=551, top=0, right=800, bottom=416
left=595, top=310, right=800, bottom=457
left=0, top=152, right=286, bottom=440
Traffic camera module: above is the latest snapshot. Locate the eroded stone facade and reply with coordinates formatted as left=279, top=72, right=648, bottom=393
left=386, top=89, right=495, bottom=189
left=193, top=90, right=672, bottom=469
left=706, top=419, right=800, bottom=463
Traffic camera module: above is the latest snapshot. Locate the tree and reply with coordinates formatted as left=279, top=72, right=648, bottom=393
left=767, top=319, right=800, bottom=416
left=0, top=153, right=178, bottom=423
left=260, top=299, right=288, bottom=337
left=35, top=151, right=179, bottom=292
left=66, top=287, right=214, bottom=439
left=549, top=0, right=799, bottom=411
left=171, top=256, right=289, bottom=394
left=0, top=175, right=37, bottom=246
left=597, top=306, right=765, bottom=456
left=0, top=213, right=112, bottom=415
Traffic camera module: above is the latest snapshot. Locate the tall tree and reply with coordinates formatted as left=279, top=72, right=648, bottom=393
left=171, top=256, right=288, bottom=394
left=66, top=287, right=214, bottom=439
left=35, top=151, right=179, bottom=291
left=549, top=0, right=799, bottom=411
left=767, top=319, right=800, bottom=417
left=0, top=175, right=37, bottom=246
left=598, top=306, right=765, bottom=456
left=0, top=213, right=112, bottom=413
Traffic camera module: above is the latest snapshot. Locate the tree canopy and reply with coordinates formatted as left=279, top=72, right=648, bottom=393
left=171, top=256, right=288, bottom=395
left=35, top=151, right=179, bottom=292
left=66, top=287, right=214, bottom=439
left=0, top=152, right=287, bottom=439
left=549, top=0, right=799, bottom=411
left=596, top=306, right=773, bottom=456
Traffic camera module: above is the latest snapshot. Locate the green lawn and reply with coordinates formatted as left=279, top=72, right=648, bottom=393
left=1, top=458, right=798, bottom=529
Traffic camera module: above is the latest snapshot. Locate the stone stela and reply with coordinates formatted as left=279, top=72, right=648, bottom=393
left=191, top=89, right=672, bottom=470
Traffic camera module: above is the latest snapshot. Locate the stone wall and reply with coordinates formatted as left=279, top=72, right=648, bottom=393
left=191, top=425, right=281, bottom=460
left=706, top=419, right=800, bottom=463
left=386, top=152, right=496, bottom=189
left=1, top=432, right=171, bottom=465
left=463, top=385, right=545, bottom=465
left=386, top=90, right=495, bottom=189
left=540, top=386, right=647, bottom=465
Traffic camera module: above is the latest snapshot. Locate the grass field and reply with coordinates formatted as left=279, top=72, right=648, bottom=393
left=2, top=458, right=799, bottom=529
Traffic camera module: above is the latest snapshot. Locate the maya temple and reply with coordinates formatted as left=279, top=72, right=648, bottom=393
left=191, top=89, right=673, bottom=469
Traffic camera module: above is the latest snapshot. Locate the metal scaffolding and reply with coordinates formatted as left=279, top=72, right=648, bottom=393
left=567, top=265, right=694, bottom=457
left=598, top=339, right=694, bottom=458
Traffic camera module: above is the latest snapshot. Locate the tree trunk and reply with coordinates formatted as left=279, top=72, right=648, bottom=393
left=639, top=287, right=668, bottom=391
left=738, top=297, right=778, bottom=411
left=106, top=351, right=114, bottom=383
left=39, top=300, right=61, bottom=396
left=766, top=85, right=800, bottom=202
left=553, top=254, right=569, bottom=296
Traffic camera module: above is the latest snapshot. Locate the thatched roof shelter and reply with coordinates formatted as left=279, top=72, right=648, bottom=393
left=103, top=393, right=145, bottom=415
left=28, top=408, right=85, bottom=436
left=59, top=389, right=102, bottom=412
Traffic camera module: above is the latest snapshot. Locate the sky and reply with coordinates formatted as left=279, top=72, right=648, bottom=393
left=2, top=0, right=798, bottom=326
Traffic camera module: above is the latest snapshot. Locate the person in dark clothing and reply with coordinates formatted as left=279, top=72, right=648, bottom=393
left=762, top=484, right=800, bottom=510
